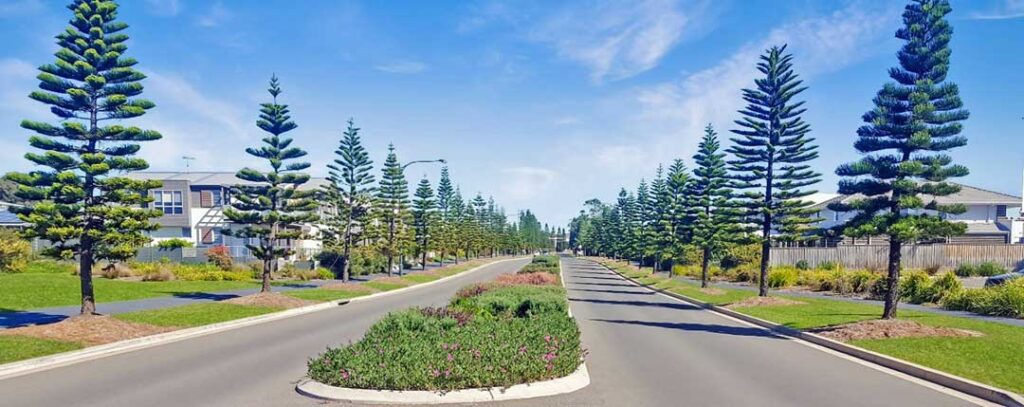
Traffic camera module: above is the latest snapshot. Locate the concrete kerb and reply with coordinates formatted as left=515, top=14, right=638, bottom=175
left=294, top=255, right=591, bottom=404
left=0, top=257, right=525, bottom=381
left=596, top=259, right=1024, bottom=407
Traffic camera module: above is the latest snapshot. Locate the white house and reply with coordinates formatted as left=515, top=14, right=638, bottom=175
left=810, top=183, right=1023, bottom=245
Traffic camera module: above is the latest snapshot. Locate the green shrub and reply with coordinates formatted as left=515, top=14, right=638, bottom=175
left=205, top=245, right=233, bottom=270
left=451, top=285, right=567, bottom=320
left=955, top=262, right=1007, bottom=277
left=900, top=269, right=932, bottom=304
left=719, top=244, right=759, bottom=270
left=829, top=270, right=854, bottom=295
left=767, top=267, right=799, bottom=289
left=797, top=269, right=832, bottom=291
left=172, top=263, right=250, bottom=281
left=954, top=264, right=976, bottom=277
left=727, top=267, right=759, bottom=283
left=316, top=268, right=334, bottom=280
left=922, top=271, right=962, bottom=304
left=349, top=245, right=386, bottom=276
left=942, top=279, right=1024, bottom=318
left=679, top=245, right=702, bottom=266
left=0, top=229, right=31, bottom=273
left=849, top=270, right=882, bottom=293
left=156, top=238, right=193, bottom=249
left=817, top=261, right=838, bottom=271
left=795, top=260, right=810, bottom=270
left=21, top=259, right=76, bottom=274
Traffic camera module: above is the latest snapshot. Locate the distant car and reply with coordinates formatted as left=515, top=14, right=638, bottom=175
left=985, top=269, right=1024, bottom=287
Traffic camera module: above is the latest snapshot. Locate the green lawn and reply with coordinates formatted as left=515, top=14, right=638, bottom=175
left=114, top=303, right=280, bottom=327
left=363, top=281, right=407, bottom=292
left=0, top=335, right=82, bottom=364
left=401, top=274, right=439, bottom=284
left=0, top=273, right=258, bottom=311
left=595, top=258, right=1024, bottom=395
left=284, top=288, right=368, bottom=302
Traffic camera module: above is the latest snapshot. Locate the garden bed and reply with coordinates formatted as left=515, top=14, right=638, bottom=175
left=811, top=319, right=982, bottom=342
left=305, top=256, right=584, bottom=393
left=0, top=315, right=174, bottom=345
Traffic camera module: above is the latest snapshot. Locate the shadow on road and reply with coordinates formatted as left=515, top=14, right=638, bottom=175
left=575, top=276, right=624, bottom=281
left=568, top=297, right=700, bottom=311
left=568, top=288, right=654, bottom=296
left=591, top=318, right=783, bottom=339
left=567, top=281, right=635, bottom=288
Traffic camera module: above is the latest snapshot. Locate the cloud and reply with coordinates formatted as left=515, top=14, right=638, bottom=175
left=969, top=0, right=1024, bottom=20
left=499, top=167, right=558, bottom=201
left=375, top=61, right=428, bottom=74
left=144, top=0, right=181, bottom=17
left=528, top=0, right=698, bottom=82
left=196, top=1, right=231, bottom=27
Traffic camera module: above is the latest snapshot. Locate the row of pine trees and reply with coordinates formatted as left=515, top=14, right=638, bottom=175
left=3, top=0, right=555, bottom=314
left=570, top=0, right=970, bottom=320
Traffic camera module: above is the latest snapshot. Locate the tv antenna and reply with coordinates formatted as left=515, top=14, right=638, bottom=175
left=182, top=156, right=196, bottom=172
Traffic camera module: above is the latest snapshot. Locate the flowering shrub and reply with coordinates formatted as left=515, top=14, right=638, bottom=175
left=205, top=245, right=233, bottom=270
left=495, top=272, right=557, bottom=286
left=308, top=282, right=582, bottom=390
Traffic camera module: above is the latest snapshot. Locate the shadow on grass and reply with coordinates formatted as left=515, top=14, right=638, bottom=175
left=568, top=288, right=654, bottom=296
left=568, top=297, right=699, bottom=311
left=591, top=318, right=784, bottom=339
left=0, top=310, right=69, bottom=328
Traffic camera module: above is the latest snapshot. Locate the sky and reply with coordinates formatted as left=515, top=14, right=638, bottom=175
left=0, top=0, right=1021, bottom=228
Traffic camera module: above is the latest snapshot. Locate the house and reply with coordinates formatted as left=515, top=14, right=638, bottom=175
left=0, top=201, right=28, bottom=229
left=128, top=172, right=330, bottom=259
left=810, top=183, right=1023, bottom=245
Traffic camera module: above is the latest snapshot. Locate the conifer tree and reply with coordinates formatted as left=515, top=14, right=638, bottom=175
left=728, top=45, right=820, bottom=297
left=449, top=188, right=466, bottom=263
left=691, top=125, right=742, bottom=288
left=5, top=0, right=162, bottom=314
left=376, top=144, right=410, bottom=276
left=412, top=177, right=436, bottom=270
left=435, top=166, right=454, bottom=265
left=648, top=165, right=668, bottom=270
left=660, top=160, right=692, bottom=272
left=635, top=179, right=653, bottom=267
left=224, top=76, right=318, bottom=293
left=323, top=119, right=375, bottom=281
left=831, top=0, right=968, bottom=319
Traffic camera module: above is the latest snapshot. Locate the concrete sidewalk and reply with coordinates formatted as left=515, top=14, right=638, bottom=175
left=0, top=260, right=463, bottom=329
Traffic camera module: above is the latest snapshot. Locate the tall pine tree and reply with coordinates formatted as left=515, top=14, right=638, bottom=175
left=831, top=0, right=968, bottom=319
left=691, top=125, right=742, bottom=288
left=6, top=0, right=162, bottom=314
left=224, top=76, right=318, bottom=293
left=448, top=188, right=466, bottom=263
left=376, top=143, right=410, bottom=276
left=412, top=177, right=436, bottom=270
left=728, top=45, right=820, bottom=297
left=661, top=159, right=693, bottom=273
left=323, top=119, right=375, bottom=282
left=434, top=166, right=454, bottom=265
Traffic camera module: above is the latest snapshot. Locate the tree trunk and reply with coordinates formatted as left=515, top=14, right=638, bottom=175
left=421, top=237, right=428, bottom=270
left=759, top=210, right=772, bottom=297
left=701, top=246, right=711, bottom=288
left=882, top=239, right=902, bottom=319
left=262, top=257, right=272, bottom=293
left=78, top=239, right=97, bottom=315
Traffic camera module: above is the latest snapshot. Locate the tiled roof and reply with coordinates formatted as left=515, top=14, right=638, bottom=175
left=127, top=171, right=329, bottom=191
left=809, top=182, right=1021, bottom=211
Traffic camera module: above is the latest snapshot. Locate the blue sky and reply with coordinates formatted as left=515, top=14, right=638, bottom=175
left=0, top=0, right=1021, bottom=227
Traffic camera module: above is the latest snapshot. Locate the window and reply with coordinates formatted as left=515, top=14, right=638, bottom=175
left=199, top=189, right=225, bottom=208
left=997, top=205, right=1007, bottom=218
left=153, top=191, right=183, bottom=215
left=198, top=227, right=224, bottom=245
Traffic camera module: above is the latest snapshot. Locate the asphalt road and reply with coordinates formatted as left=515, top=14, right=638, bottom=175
left=0, top=257, right=531, bottom=407
left=478, top=257, right=981, bottom=407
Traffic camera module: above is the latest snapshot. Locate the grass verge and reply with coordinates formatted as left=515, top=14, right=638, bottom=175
left=285, top=288, right=368, bottom=302
left=0, top=273, right=258, bottom=310
left=593, top=257, right=1024, bottom=395
left=0, top=335, right=82, bottom=364
left=114, top=303, right=281, bottom=328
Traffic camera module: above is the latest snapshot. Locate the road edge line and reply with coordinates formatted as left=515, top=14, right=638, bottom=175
left=591, top=259, right=1024, bottom=407
left=0, top=257, right=525, bottom=381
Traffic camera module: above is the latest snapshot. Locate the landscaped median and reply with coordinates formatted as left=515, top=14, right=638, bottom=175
left=298, top=255, right=589, bottom=404
left=0, top=257, right=515, bottom=371
left=592, top=257, right=1024, bottom=400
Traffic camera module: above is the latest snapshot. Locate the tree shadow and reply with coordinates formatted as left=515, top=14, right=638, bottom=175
left=568, top=282, right=634, bottom=288
left=569, top=288, right=654, bottom=296
left=575, top=276, right=622, bottom=281
left=590, top=318, right=783, bottom=339
left=0, top=310, right=69, bottom=329
left=569, top=271, right=615, bottom=277
left=166, top=292, right=241, bottom=301
left=568, top=297, right=699, bottom=311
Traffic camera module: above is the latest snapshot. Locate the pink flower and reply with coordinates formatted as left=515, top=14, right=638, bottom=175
left=544, top=335, right=551, bottom=343
left=446, top=353, right=454, bottom=362
left=340, top=369, right=350, bottom=380
left=518, top=346, right=528, bottom=355
left=432, top=369, right=441, bottom=377
left=542, top=352, right=556, bottom=362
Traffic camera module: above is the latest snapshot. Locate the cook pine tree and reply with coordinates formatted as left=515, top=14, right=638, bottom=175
left=831, top=0, right=969, bottom=319
left=728, top=44, right=821, bottom=297
left=435, top=166, right=454, bottom=265
left=412, top=177, right=436, bottom=270
left=323, top=118, right=375, bottom=282
left=376, top=144, right=410, bottom=276
left=223, top=76, right=318, bottom=293
left=6, top=0, right=162, bottom=314
left=691, top=125, right=743, bottom=288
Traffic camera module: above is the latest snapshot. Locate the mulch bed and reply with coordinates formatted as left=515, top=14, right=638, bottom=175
left=725, top=296, right=805, bottom=309
left=0, top=315, right=175, bottom=346
left=223, top=292, right=316, bottom=309
left=811, top=319, right=983, bottom=342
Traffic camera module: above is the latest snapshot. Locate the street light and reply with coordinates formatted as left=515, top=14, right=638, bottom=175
left=401, top=158, right=446, bottom=171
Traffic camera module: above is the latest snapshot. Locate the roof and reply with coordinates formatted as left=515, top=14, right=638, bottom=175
left=0, top=211, right=26, bottom=226
left=127, top=171, right=329, bottom=191
left=810, top=182, right=1021, bottom=211
left=964, top=222, right=1009, bottom=235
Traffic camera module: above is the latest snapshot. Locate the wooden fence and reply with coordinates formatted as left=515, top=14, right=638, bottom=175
left=770, top=245, right=1024, bottom=270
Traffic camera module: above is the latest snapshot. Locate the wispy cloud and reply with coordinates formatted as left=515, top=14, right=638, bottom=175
left=375, top=61, right=428, bottom=74
left=144, top=0, right=181, bottom=17
left=499, top=167, right=558, bottom=201
left=969, top=0, right=1024, bottom=20
left=196, top=1, right=231, bottom=27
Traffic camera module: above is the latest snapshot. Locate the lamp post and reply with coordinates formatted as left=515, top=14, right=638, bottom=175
left=401, top=158, right=446, bottom=171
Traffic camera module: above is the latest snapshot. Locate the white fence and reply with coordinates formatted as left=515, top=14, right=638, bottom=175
left=770, top=245, right=1024, bottom=270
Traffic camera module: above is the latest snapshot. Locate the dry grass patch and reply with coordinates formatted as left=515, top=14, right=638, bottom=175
left=726, top=296, right=805, bottom=309
left=699, top=287, right=726, bottom=296
left=812, top=319, right=983, bottom=342
left=0, top=315, right=174, bottom=346
left=223, top=292, right=316, bottom=309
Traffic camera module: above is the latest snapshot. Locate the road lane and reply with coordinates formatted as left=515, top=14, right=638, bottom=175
left=0, top=258, right=530, bottom=407
left=483, top=257, right=980, bottom=407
